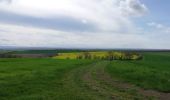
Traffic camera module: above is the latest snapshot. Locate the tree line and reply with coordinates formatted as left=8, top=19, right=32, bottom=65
left=76, top=51, right=143, bottom=61
left=0, top=53, right=18, bottom=58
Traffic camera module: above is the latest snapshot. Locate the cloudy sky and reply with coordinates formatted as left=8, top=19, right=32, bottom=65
left=0, top=0, right=170, bottom=49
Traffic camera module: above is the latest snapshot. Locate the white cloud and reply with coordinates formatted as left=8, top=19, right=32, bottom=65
left=1, top=23, right=170, bottom=49
left=0, top=0, right=147, bottom=32
left=0, top=0, right=12, bottom=4
left=147, top=22, right=164, bottom=29
left=119, top=0, right=148, bottom=17
left=147, top=22, right=170, bottom=33
left=1, top=0, right=169, bottom=49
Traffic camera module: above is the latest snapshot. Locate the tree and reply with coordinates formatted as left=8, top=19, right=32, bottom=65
left=76, top=55, right=83, bottom=59
left=83, top=52, right=92, bottom=59
left=106, top=51, right=114, bottom=61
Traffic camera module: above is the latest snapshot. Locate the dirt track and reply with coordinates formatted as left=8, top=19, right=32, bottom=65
left=62, top=61, right=170, bottom=100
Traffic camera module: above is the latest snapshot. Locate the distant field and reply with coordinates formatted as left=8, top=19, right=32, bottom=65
left=53, top=52, right=111, bottom=59
left=53, top=51, right=140, bottom=60
left=12, top=50, right=86, bottom=54
left=0, top=51, right=170, bottom=100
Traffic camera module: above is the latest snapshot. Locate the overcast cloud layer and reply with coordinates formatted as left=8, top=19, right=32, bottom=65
left=0, top=0, right=170, bottom=49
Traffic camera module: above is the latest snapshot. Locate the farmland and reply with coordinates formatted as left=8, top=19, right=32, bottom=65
left=54, top=51, right=142, bottom=60
left=0, top=50, right=170, bottom=100
left=107, top=52, right=170, bottom=92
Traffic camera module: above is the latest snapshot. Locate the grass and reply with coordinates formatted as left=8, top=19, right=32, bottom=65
left=0, top=58, right=93, bottom=100
left=0, top=52, right=169, bottom=99
left=106, top=52, right=170, bottom=92
left=0, top=58, right=149, bottom=100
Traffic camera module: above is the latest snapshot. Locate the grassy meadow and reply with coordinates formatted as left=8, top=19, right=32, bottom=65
left=107, top=52, right=170, bottom=92
left=0, top=51, right=170, bottom=100
left=0, top=58, right=93, bottom=100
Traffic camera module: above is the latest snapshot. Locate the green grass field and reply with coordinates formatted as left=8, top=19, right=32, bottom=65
left=0, top=52, right=170, bottom=100
left=0, top=59, right=93, bottom=100
left=106, top=52, right=170, bottom=92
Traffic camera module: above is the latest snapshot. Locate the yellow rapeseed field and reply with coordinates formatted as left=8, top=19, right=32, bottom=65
left=53, top=51, right=123, bottom=59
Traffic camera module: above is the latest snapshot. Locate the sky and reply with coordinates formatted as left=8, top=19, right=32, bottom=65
left=0, top=0, right=170, bottom=49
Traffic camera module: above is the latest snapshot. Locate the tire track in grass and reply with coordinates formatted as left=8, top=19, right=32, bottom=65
left=62, top=62, right=104, bottom=100
left=81, top=61, right=152, bottom=100
left=106, top=62, right=170, bottom=100
left=62, top=61, right=165, bottom=100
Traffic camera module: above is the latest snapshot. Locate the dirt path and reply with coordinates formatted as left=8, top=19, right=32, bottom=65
left=62, top=61, right=170, bottom=100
